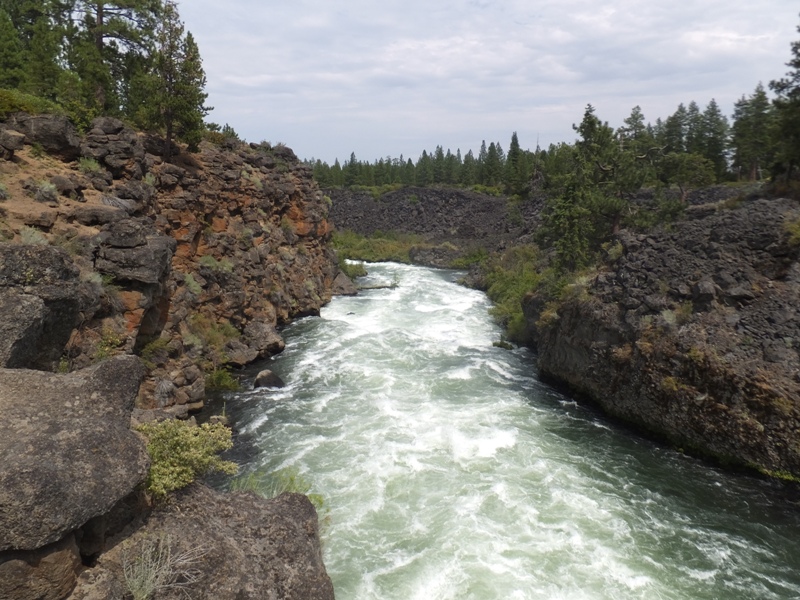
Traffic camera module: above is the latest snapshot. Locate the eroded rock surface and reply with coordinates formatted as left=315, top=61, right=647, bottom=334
left=0, top=356, right=148, bottom=552
left=0, top=244, right=95, bottom=370
left=69, top=485, right=335, bottom=600
left=525, top=198, right=800, bottom=474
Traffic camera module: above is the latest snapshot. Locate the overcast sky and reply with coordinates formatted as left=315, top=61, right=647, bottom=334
left=179, top=1, right=799, bottom=164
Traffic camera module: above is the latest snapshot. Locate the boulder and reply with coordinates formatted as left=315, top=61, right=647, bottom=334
left=0, top=534, right=82, bottom=600
left=331, top=271, right=358, bottom=296
left=243, top=321, right=286, bottom=358
left=68, top=485, right=334, bottom=600
left=4, top=113, right=81, bottom=160
left=254, top=369, right=285, bottom=389
left=0, top=355, right=149, bottom=552
left=0, top=127, right=25, bottom=159
left=0, top=244, right=96, bottom=370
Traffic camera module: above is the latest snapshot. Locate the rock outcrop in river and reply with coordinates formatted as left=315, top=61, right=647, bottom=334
left=0, top=114, right=336, bottom=599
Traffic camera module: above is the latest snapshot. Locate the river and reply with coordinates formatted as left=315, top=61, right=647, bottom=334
left=222, top=262, right=800, bottom=600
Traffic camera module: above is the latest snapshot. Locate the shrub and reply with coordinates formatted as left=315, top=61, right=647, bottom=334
left=78, top=156, right=103, bottom=175
left=332, top=229, right=420, bottom=263
left=139, top=337, right=171, bottom=370
left=184, top=273, right=202, bottom=295
left=0, top=88, right=62, bottom=119
left=121, top=534, right=206, bottom=600
left=483, top=245, right=542, bottom=342
left=198, top=254, right=233, bottom=273
left=136, top=420, right=237, bottom=500
left=33, top=180, right=58, bottom=203
left=30, top=142, right=45, bottom=158
left=94, top=327, right=124, bottom=361
left=338, top=257, right=367, bottom=279
left=0, top=182, right=9, bottom=201
left=205, top=368, right=239, bottom=391
left=20, top=225, right=48, bottom=245
left=785, top=217, right=800, bottom=247
left=450, top=247, right=488, bottom=268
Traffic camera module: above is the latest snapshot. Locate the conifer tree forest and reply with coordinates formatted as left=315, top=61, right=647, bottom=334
left=0, top=0, right=210, bottom=156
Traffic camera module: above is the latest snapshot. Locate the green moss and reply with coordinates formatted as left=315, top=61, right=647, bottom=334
left=785, top=217, right=800, bottom=247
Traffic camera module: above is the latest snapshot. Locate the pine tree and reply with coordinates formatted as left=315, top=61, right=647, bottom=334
left=684, top=101, right=703, bottom=155
left=142, top=1, right=209, bottom=159
left=700, top=98, right=729, bottom=180
left=731, top=84, right=773, bottom=180
left=770, top=17, right=800, bottom=179
left=661, top=103, right=687, bottom=153
left=0, top=9, right=24, bottom=88
left=22, top=13, right=62, bottom=98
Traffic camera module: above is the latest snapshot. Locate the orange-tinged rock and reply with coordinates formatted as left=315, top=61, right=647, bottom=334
left=286, top=205, right=305, bottom=221
left=294, top=221, right=313, bottom=236
left=175, top=242, right=194, bottom=259
left=124, top=308, right=145, bottom=333
left=211, top=216, right=228, bottom=233
left=316, top=219, right=331, bottom=237
left=118, top=290, right=144, bottom=312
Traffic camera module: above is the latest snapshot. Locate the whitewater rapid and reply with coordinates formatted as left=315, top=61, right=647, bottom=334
left=223, top=262, right=800, bottom=600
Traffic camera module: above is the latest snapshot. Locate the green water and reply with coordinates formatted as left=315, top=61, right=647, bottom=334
left=225, top=262, right=800, bottom=599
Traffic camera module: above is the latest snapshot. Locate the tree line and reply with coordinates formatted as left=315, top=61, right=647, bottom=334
left=311, top=66, right=800, bottom=196
left=0, top=0, right=210, bottom=158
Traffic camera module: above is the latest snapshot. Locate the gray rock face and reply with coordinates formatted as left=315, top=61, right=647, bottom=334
left=81, top=117, right=146, bottom=180
left=0, top=244, right=96, bottom=370
left=526, top=198, right=800, bottom=475
left=69, top=485, right=335, bottom=600
left=4, top=113, right=81, bottom=160
left=243, top=320, right=286, bottom=358
left=0, top=355, right=148, bottom=552
left=95, top=219, right=176, bottom=285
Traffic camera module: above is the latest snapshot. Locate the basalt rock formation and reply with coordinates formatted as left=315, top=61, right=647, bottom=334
left=68, top=486, right=335, bottom=600
left=0, top=114, right=337, bottom=599
left=524, top=197, right=800, bottom=475
left=327, top=186, right=541, bottom=265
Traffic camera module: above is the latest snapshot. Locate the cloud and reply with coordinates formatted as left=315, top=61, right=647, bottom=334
left=180, top=0, right=800, bottom=163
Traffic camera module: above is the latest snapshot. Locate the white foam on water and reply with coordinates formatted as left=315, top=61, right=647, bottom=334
left=226, top=262, right=800, bottom=600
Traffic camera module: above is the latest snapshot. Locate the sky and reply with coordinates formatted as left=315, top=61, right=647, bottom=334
left=179, top=1, right=800, bottom=165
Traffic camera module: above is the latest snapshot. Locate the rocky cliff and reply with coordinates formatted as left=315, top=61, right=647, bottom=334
left=0, top=114, right=337, bottom=599
left=327, top=186, right=541, bottom=262
left=524, top=197, right=800, bottom=476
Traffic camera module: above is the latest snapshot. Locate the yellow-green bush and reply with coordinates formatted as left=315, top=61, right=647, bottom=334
left=136, top=420, right=237, bottom=500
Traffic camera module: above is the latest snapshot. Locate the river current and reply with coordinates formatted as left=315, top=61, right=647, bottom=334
left=223, top=262, right=800, bottom=599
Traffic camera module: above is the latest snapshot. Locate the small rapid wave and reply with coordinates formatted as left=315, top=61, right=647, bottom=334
left=226, top=262, right=800, bottom=600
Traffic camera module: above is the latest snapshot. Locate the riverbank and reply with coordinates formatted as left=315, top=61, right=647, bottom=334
left=0, top=114, right=335, bottom=599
